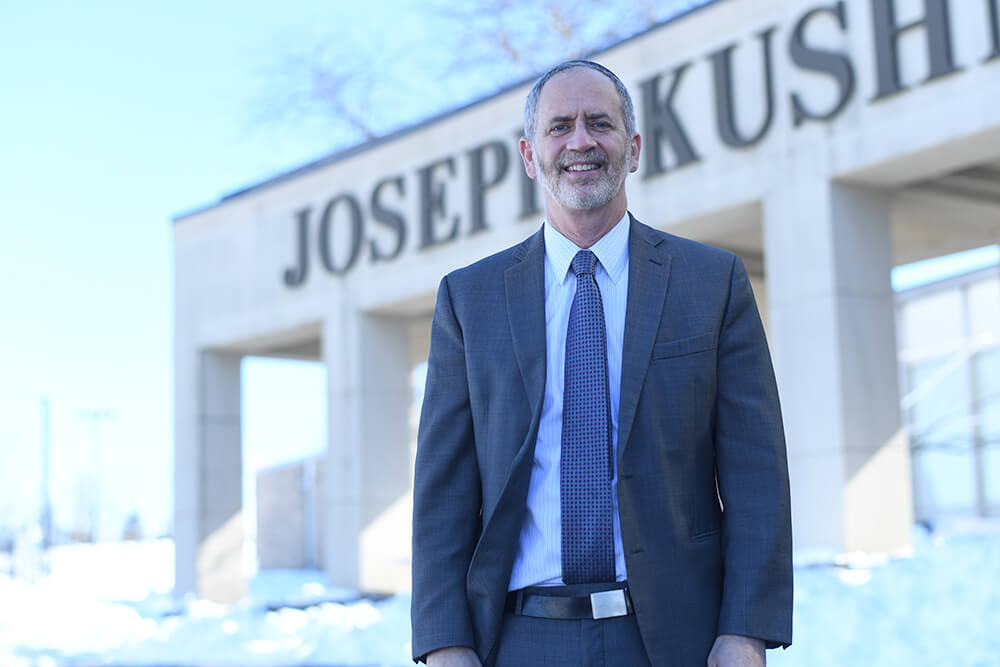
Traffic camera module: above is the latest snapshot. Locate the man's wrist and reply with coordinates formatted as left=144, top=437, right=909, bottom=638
left=426, top=646, right=480, bottom=666
left=720, top=634, right=765, bottom=647
left=709, top=634, right=766, bottom=667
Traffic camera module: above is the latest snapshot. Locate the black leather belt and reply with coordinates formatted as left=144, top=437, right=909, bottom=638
left=504, top=586, right=634, bottom=620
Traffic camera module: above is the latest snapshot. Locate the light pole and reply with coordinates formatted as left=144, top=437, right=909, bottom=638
left=40, top=396, right=52, bottom=550
left=80, top=409, right=115, bottom=542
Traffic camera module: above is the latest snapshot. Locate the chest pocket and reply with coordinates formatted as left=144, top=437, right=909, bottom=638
left=652, top=332, right=716, bottom=360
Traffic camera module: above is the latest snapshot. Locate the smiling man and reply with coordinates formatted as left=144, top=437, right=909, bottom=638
left=411, top=60, right=792, bottom=667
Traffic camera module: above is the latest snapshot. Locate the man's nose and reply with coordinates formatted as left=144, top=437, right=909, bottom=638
left=566, top=123, right=597, bottom=151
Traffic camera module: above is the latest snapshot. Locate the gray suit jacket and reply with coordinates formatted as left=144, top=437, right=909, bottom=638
left=411, top=216, right=792, bottom=666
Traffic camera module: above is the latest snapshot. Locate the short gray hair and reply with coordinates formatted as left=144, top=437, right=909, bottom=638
left=523, top=59, right=636, bottom=144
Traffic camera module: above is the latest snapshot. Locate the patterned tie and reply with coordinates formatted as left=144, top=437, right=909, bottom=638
left=561, top=249, right=615, bottom=584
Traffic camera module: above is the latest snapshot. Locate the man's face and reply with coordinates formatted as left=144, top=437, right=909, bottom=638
left=521, top=68, right=640, bottom=212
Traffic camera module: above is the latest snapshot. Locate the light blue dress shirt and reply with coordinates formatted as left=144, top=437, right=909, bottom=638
left=508, top=213, right=630, bottom=590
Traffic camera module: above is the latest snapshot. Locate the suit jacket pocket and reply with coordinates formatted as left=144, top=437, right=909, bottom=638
left=652, top=332, right=716, bottom=360
left=690, top=528, right=721, bottom=543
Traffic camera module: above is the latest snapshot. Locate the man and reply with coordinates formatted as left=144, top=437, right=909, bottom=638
left=411, top=60, right=792, bottom=666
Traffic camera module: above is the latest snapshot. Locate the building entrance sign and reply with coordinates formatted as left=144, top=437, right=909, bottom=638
left=280, top=0, right=999, bottom=288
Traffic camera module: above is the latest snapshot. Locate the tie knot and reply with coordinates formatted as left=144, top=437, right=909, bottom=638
left=571, top=250, right=598, bottom=277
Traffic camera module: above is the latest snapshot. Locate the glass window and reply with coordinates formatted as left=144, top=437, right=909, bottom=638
left=973, top=348, right=1000, bottom=513
left=967, top=278, right=1000, bottom=341
left=908, top=359, right=975, bottom=518
left=899, top=290, right=964, bottom=352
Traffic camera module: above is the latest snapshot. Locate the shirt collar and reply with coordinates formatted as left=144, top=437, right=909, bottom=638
left=544, top=212, right=630, bottom=285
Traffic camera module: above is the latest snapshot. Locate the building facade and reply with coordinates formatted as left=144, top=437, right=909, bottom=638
left=174, top=0, right=1000, bottom=601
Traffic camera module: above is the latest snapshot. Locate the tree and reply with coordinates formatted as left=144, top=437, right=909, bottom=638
left=258, top=0, right=705, bottom=153
left=424, top=0, right=663, bottom=77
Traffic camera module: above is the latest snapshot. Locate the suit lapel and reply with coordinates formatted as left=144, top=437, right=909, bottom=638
left=505, top=227, right=547, bottom=413
left=618, top=217, right=672, bottom=463
left=468, top=229, right=546, bottom=653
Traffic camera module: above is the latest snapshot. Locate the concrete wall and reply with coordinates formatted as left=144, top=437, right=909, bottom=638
left=256, top=457, right=323, bottom=570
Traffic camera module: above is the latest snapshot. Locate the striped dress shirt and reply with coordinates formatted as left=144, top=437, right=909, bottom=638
left=508, top=213, right=630, bottom=590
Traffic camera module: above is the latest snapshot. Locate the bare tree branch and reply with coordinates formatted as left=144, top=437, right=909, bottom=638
left=255, top=0, right=707, bottom=152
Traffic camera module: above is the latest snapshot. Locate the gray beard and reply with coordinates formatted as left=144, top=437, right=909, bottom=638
left=535, top=146, right=630, bottom=210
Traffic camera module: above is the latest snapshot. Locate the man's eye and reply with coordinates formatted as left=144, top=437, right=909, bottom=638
left=551, top=124, right=569, bottom=133
left=592, top=121, right=611, bottom=130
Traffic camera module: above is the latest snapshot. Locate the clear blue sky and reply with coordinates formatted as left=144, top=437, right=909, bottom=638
left=0, top=0, right=996, bottom=543
left=0, top=0, right=431, bottom=539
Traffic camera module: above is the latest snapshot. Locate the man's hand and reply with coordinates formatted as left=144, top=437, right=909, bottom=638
left=426, top=646, right=481, bottom=666
left=707, top=634, right=765, bottom=667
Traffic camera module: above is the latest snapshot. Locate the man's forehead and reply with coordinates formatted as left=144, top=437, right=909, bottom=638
left=538, top=68, right=620, bottom=111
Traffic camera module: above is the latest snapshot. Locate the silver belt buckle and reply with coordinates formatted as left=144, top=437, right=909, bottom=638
left=590, top=589, right=628, bottom=619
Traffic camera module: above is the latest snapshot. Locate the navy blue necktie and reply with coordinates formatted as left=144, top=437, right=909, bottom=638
left=561, top=249, right=615, bottom=584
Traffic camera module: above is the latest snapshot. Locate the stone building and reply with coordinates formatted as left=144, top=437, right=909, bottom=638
left=173, top=0, right=1000, bottom=601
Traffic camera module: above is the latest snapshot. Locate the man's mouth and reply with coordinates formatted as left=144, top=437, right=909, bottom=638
left=564, top=163, right=601, bottom=172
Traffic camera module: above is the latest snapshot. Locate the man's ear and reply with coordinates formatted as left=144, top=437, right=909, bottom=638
left=519, top=136, right=537, bottom=179
left=629, top=133, right=641, bottom=173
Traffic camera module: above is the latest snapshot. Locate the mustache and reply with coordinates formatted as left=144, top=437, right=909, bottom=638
left=557, top=149, right=607, bottom=168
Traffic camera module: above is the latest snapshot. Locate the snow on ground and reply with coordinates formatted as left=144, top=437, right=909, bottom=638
left=1, top=523, right=998, bottom=666
left=771, top=521, right=1000, bottom=666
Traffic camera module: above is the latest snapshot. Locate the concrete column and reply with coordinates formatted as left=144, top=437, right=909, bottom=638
left=764, top=177, right=913, bottom=554
left=174, top=349, right=244, bottom=602
left=322, top=308, right=412, bottom=592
